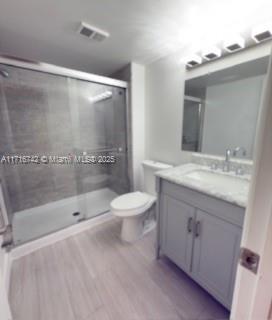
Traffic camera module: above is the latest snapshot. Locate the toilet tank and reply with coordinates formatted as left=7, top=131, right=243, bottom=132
left=142, top=160, right=173, bottom=196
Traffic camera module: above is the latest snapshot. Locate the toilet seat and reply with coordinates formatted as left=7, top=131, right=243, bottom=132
left=110, top=191, right=156, bottom=217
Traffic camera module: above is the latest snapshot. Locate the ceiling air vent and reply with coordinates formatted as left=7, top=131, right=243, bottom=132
left=78, top=22, right=109, bottom=42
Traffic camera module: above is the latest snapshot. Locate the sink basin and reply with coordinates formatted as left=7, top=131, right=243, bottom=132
left=184, top=170, right=249, bottom=194
left=155, top=163, right=250, bottom=207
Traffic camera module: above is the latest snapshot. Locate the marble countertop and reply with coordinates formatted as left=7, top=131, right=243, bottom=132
left=155, top=163, right=250, bottom=207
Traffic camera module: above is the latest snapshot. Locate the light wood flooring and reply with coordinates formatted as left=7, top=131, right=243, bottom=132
left=9, top=219, right=229, bottom=320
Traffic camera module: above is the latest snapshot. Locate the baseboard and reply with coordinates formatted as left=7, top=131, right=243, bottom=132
left=0, top=246, right=12, bottom=320
left=3, top=251, right=11, bottom=295
left=10, top=212, right=115, bottom=260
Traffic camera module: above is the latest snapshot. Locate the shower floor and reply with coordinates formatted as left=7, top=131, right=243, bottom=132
left=12, top=188, right=118, bottom=245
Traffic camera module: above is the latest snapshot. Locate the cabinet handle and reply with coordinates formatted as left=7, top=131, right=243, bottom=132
left=195, top=221, right=201, bottom=237
left=187, top=217, right=193, bottom=233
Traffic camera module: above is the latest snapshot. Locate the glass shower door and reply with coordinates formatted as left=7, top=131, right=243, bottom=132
left=0, top=63, right=129, bottom=245
left=0, top=65, right=81, bottom=244
left=69, top=78, right=130, bottom=221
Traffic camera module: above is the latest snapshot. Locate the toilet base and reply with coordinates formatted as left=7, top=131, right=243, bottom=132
left=120, top=215, right=156, bottom=243
left=120, top=215, right=144, bottom=242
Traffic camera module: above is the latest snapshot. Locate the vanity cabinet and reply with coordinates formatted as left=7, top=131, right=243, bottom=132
left=157, top=179, right=245, bottom=309
left=191, top=209, right=241, bottom=307
left=162, top=196, right=195, bottom=274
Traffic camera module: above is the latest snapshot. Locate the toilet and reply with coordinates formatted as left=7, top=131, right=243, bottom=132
left=110, top=160, right=173, bottom=242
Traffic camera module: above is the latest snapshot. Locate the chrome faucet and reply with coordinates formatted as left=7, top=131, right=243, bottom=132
left=222, top=148, right=232, bottom=172
left=233, top=146, right=247, bottom=157
left=225, top=148, right=231, bottom=161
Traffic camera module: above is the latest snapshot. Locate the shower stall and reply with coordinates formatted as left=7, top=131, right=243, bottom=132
left=0, top=56, right=131, bottom=245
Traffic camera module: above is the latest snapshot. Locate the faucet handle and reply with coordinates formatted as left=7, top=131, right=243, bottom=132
left=235, top=166, right=244, bottom=176
left=210, top=161, right=218, bottom=170
left=233, top=147, right=247, bottom=157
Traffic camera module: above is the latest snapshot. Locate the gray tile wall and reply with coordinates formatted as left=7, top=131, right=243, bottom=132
left=0, top=66, right=129, bottom=213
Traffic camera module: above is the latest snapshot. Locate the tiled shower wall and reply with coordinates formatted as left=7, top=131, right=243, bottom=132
left=0, top=65, right=129, bottom=212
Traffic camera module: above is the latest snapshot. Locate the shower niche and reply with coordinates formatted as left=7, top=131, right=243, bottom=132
left=0, top=61, right=130, bottom=245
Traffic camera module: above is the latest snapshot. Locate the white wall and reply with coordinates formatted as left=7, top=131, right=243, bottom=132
left=130, top=63, right=146, bottom=190
left=145, top=52, right=191, bottom=165
left=145, top=43, right=272, bottom=165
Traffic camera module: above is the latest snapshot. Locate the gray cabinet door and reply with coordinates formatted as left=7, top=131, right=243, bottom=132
left=192, top=209, right=241, bottom=308
left=162, top=195, right=195, bottom=273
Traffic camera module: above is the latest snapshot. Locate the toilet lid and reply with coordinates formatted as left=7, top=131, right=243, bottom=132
left=111, top=192, right=150, bottom=211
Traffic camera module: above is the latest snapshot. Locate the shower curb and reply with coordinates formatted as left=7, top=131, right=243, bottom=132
left=10, top=212, right=115, bottom=260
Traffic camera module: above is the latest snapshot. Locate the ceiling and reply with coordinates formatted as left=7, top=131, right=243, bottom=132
left=0, top=0, right=272, bottom=76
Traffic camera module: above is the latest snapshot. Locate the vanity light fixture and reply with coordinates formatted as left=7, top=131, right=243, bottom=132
left=186, top=54, right=202, bottom=68
left=186, top=25, right=272, bottom=70
left=202, top=46, right=221, bottom=61
left=252, top=24, right=272, bottom=43
left=223, top=35, right=245, bottom=53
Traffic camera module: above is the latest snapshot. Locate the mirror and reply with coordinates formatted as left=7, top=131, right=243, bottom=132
left=182, top=56, right=269, bottom=159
